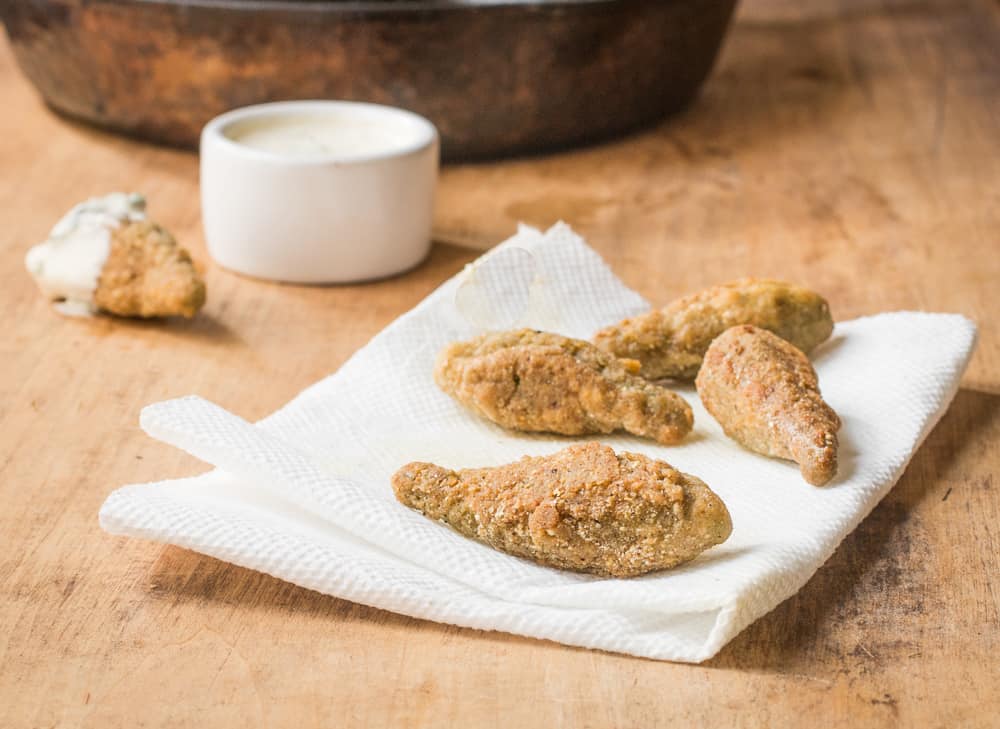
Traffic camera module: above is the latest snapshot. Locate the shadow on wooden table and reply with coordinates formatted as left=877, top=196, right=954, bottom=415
left=138, top=388, right=999, bottom=666
left=89, top=311, right=243, bottom=348
left=706, top=387, right=1000, bottom=670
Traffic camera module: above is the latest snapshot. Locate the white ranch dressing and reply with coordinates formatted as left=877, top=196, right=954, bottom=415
left=25, top=192, right=146, bottom=316
left=226, top=114, right=421, bottom=159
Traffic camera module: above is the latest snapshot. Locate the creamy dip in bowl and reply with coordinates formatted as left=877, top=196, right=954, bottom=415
left=201, top=100, right=439, bottom=284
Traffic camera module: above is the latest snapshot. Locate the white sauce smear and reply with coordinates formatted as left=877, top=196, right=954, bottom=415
left=25, top=192, right=146, bottom=316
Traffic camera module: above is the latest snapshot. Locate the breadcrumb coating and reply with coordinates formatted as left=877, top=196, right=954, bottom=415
left=94, top=220, right=206, bottom=318
left=392, top=442, right=732, bottom=577
left=593, top=278, right=834, bottom=380
left=435, top=329, right=693, bottom=445
left=696, top=325, right=841, bottom=486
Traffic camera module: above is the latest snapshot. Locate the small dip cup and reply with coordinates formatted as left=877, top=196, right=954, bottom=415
left=200, top=100, right=439, bottom=283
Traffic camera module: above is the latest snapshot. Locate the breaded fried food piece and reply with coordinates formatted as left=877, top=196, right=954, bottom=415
left=392, top=442, right=732, bottom=577
left=435, top=329, right=693, bottom=445
left=94, top=220, right=206, bottom=318
left=696, top=325, right=841, bottom=486
left=593, top=279, right=834, bottom=380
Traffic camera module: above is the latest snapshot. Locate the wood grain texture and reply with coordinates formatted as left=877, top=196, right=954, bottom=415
left=1, top=0, right=997, bottom=727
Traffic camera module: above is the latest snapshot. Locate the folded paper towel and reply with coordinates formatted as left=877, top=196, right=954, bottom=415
left=99, top=223, right=977, bottom=662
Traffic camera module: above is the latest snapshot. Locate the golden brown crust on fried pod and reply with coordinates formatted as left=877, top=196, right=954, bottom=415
left=392, top=442, right=732, bottom=577
left=593, top=278, right=834, bottom=381
left=435, top=329, right=693, bottom=445
left=94, top=220, right=206, bottom=318
left=696, top=325, right=841, bottom=486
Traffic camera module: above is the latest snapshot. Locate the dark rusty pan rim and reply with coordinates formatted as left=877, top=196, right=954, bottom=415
left=122, top=0, right=618, bottom=13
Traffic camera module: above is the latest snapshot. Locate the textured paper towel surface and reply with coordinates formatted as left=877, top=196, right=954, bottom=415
left=100, top=223, right=977, bottom=662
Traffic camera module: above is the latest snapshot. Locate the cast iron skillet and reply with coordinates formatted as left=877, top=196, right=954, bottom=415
left=0, top=0, right=737, bottom=160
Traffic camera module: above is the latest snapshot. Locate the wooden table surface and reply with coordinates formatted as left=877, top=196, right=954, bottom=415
left=2, top=1, right=998, bottom=726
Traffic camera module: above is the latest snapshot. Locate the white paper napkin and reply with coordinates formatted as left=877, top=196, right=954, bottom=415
left=99, top=223, right=977, bottom=662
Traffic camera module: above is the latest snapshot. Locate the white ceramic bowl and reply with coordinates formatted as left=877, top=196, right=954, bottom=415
left=200, top=100, right=439, bottom=283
